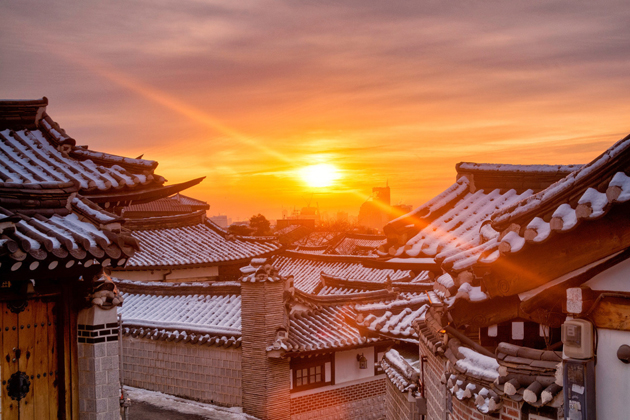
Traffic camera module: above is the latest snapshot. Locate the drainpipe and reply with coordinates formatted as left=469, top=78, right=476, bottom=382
left=421, top=355, right=427, bottom=420
left=162, top=269, right=173, bottom=282
left=118, top=313, right=131, bottom=419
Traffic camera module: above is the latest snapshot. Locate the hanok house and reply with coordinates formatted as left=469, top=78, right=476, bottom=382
left=372, top=135, right=630, bottom=420
left=263, top=250, right=437, bottom=420
left=0, top=97, right=200, bottom=419
left=109, top=207, right=282, bottom=283
left=113, top=224, right=437, bottom=420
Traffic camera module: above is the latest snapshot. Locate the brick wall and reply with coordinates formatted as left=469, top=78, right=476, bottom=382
left=290, top=377, right=386, bottom=420
left=241, top=279, right=291, bottom=419
left=419, top=341, right=447, bottom=420
left=385, top=376, right=420, bottom=420
left=122, top=336, right=242, bottom=406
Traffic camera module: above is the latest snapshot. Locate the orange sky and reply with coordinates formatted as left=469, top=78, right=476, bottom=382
left=3, top=1, right=630, bottom=221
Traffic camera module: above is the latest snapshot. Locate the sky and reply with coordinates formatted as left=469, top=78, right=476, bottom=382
left=2, top=1, right=630, bottom=221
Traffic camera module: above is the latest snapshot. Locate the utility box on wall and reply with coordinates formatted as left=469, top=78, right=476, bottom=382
left=563, top=359, right=596, bottom=420
left=562, top=319, right=596, bottom=420
left=562, top=319, right=594, bottom=359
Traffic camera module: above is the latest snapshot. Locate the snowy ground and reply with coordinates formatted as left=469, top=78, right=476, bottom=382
left=124, top=386, right=259, bottom=420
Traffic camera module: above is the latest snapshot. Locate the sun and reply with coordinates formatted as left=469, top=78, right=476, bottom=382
left=299, top=163, right=341, bottom=188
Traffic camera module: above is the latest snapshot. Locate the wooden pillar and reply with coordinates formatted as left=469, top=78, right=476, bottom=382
left=241, top=266, right=291, bottom=420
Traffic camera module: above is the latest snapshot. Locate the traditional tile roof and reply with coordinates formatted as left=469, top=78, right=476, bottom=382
left=0, top=98, right=203, bottom=210
left=383, top=176, right=534, bottom=260
left=294, top=231, right=340, bottom=247
left=450, top=134, right=630, bottom=273
left=274, top=224, right=312, bottom=246
left=380, top=349, right=420, bottom=395
left=494, top=343, right=563, bottom=407
left=123, top=212, right=281, bottom=269
left=272, top=251, right=422, bottom=294
left=329, top=233, right=387, bottom=256
left=356, top=297, right=429, bottom=341
left=267, top=304, right=380, bottom=354
left=0, top=167, right=139, bottom=279
left=383, top=162, right=582, bottom=261
left=117, top=280, right=242, bottom=348
left=293, top=245, right=328, bottom=254
left=123, top=194, right=209, bottom=218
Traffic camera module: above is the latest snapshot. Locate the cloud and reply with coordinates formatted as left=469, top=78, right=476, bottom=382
left=2, top=0, right=630, bottom=217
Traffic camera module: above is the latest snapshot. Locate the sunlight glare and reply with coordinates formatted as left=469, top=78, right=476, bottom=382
left=299, top=163, right=341, bottom=188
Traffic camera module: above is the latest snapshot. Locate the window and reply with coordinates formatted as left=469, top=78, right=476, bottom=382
left=290, top=354, right=333, bottom=392
left=295, top=365, right=322, bottom=387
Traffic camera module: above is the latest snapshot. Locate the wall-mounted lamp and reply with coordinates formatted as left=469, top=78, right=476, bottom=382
left=357, top=353, right=368, bottom=369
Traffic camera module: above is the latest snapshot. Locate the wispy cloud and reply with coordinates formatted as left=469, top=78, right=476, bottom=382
left=2, top=0, right=630, bottom=218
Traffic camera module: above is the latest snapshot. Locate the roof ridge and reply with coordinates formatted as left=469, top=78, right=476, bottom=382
left=491, top=133, right=630, bottom=230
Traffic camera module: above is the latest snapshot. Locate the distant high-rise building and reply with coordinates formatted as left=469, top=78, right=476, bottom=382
left=358, top=183, right=410, bottom=231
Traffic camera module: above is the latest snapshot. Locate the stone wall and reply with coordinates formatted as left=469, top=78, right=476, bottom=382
left=122, top=336, right=242, bottom=407
left=77, top=306, right=122, bottom=420
left=384, top=376, right=420, bottom=420
left=78, top=340, right=121, bottom=420
left=290, top=377, right=386, bottom=420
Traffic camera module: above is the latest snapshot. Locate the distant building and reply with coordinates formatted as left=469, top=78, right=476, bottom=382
left=209, top=214, right=230, bottom=228
left=276, top=218, right=316, bottom=230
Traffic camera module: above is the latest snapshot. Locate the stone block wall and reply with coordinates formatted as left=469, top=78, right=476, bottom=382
left=385, top=377, right=420, bottom=420
left=122, top=336, right=242, bottom=406
left=78, top=341, right=121, bottom=420
left=290, top=377, right=386, bottom=420
left=77, top=306, right=121, bottom=420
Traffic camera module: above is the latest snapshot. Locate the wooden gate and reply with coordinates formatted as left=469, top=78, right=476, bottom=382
left=1, top=297, right=59, bottom=420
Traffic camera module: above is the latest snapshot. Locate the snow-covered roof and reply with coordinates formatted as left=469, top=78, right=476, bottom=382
left=272, top=252, right=420, bottom=294
left=383, top=176, right=534, bottom=260
left=123, top=194, right=209, bottom=217
left=267, top=305, right=380, bottom=354
left=0, top=98, right=204, bottom=210
left=380, top=349, right=420, bottom=395
left=0, top=194, right=138, bottom=274
left=440, top=134, right=630, bottom=297
left=118, top=280, right=242, bottom=348
left=0, top=123, right=160, bottom=193
left=330, top=233, right=387, bottom=256
left=356, top=297, right=429, bottom=341
left=123, top=212, right=281, bottom=269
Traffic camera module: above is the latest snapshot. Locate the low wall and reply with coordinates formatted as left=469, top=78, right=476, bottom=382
left=122, top=336, right=242, bottom=407
left=384, top=377, right=420, bottom=420
left=290, top=376, right=386, bottom=420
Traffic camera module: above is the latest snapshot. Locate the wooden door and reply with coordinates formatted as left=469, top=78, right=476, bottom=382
left=1, top=298, right=59, bottom=420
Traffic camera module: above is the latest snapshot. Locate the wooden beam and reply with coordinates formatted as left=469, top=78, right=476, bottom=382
left=449, top=295, right=526, bottom=328
left=587, top=293, right=630, bottom=331
left=483, top=203, right=630, bottom=298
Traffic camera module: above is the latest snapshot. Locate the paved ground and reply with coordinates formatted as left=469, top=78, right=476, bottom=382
left=123, top=386, right=256, bottom=420
left=126, top=401, right=208, bottom=420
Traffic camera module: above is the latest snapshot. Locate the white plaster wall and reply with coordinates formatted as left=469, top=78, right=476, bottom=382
left=595, top=328, right=630, bottom=420
left=110, top=266, right=219, bottom=282
left=585, top=256, right=630, bottom=291
left=335, top=346, right=375, bottom=384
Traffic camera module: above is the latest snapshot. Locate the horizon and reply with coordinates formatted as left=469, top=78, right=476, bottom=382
left=3, top=1, right=630, bottom=221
